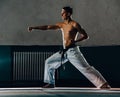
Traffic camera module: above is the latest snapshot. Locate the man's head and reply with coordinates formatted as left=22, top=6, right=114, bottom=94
left=61, top=6, right=73, bottom=20
left=63, top=6, right=73, bottom=15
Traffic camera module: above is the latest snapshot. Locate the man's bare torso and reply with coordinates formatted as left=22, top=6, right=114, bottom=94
left=60, top=21, right=78, bottom=48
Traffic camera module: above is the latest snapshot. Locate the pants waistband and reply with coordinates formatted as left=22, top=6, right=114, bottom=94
left=60, top=44, right=76, bottom=53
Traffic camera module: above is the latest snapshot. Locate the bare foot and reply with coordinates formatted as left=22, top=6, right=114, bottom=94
left=100, top=82, right=111, bottom=89
left=42, top=84, right=55, bottom=88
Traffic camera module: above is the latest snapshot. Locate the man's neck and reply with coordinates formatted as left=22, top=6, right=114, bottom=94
left=64, top=17, right=72, bottom=24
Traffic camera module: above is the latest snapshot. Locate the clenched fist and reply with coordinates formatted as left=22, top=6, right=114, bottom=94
left=28, top=27, right=33, bottom=32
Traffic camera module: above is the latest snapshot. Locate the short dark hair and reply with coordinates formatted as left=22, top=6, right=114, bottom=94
left=62, top=6, right=73, bottom=15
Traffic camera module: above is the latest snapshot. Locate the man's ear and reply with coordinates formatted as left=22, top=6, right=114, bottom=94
left=67, top=13, right=71, bottom=16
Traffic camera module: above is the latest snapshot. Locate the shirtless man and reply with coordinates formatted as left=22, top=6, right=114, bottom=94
left=28, top=6, right=111, bottom=89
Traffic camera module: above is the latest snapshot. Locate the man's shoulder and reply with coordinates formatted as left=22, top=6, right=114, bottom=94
left=72, top=20, right=81, bottom=27
left=73, top=20, right=80, bottom=24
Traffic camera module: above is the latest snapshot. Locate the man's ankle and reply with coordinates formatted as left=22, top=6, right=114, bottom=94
left=100, top=82, right=111, bottom=89
left=42, top=83, right=55, bottom=88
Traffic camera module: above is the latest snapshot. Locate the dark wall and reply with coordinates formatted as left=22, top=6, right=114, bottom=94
left=0, top=46, right=11, bottom=81
left=0, top=45, right=119, bottom=87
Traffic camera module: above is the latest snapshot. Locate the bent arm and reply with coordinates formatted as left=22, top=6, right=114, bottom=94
left=74, top=23, right=88, bottom=43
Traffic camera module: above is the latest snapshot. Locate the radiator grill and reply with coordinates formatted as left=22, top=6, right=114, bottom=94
left=13, top=51, right=54, bottom=81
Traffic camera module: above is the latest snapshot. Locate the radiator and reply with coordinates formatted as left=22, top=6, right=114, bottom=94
left=13, top=51, right=54, bottom=81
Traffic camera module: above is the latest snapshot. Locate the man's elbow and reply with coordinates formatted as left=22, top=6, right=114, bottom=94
left=84, top=34, right=89, bottom=39
left=81, top=29, right=88, bottom=39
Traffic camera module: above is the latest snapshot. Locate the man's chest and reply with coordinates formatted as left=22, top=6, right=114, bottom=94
left=62, top=25, right=77, bottom=35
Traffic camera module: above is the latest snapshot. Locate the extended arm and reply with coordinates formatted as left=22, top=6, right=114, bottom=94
left=28, top=23, right=61, bottom=32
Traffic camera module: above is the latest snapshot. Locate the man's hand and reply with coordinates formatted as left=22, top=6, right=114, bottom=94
left=71, top=39, right=76, bottom=44
left=28, top=27, right=33, bottom=32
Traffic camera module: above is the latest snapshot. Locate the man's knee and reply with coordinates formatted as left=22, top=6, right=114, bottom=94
left=45, top=58, right=50, bottom=65
left=81, top=66, right=96, bottom=72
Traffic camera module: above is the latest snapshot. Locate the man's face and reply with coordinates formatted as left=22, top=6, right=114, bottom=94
left=61, top=9, right=70, bottom=20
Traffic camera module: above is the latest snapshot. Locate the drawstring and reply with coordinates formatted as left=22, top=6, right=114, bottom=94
left=59, top=48, right=67, bottom=70
left=59, top=44, right=76, bottom=70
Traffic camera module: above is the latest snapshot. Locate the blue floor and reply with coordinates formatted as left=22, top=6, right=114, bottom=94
left=0, top=87, right=120, bottom=97
left=1, top=93, right=120, bottom=97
